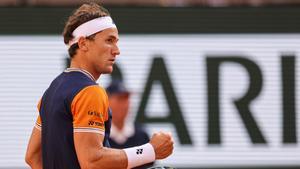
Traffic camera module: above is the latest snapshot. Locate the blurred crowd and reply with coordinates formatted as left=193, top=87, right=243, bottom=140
left=1, top=0, right=300, bottom=7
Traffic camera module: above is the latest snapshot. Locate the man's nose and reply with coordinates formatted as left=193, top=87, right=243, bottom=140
left=112, top=45, right=120, bottom=56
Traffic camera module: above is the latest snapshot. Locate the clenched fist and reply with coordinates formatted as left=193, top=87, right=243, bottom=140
left=149, top=131, right=174, bottom=159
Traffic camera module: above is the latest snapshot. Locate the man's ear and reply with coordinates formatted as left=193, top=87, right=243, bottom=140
left=77, top=37, right=88, bottom=51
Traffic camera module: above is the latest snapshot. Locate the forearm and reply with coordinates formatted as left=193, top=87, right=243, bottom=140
left=75, top=133, right=156, bottom=169
left=83, top=147, right=127, bottom=169
left=92, top=143, right=155, bottom=169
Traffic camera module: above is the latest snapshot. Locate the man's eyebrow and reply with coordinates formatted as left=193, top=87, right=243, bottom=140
left=108, top=35, right=119, bottom=41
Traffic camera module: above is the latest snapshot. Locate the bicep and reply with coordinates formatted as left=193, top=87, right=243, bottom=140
left=74, top=132, right=104, bottom=167
left=26, top=127, right=42, bottom=167
left=27, top=127, right=42, bottom=154
left=74, top=132, right=128, bottom=169
left=26, top=100, right=42, bottom=159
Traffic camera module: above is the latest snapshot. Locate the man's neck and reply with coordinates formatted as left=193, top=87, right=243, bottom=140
left=70, top=60, right=100, bottom=80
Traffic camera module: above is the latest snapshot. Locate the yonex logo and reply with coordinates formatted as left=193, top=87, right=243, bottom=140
left=88, top=121, right=94, bottom=125
left=136, top=148, right=143, bottom=155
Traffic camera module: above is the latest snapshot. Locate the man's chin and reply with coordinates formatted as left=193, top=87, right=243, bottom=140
left=102, top=68, right=113, bottom=74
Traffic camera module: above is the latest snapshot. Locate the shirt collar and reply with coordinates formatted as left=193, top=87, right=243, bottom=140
left=64, top=68, right=96, bottom=81
left=110, top=123, right=135, bottom=144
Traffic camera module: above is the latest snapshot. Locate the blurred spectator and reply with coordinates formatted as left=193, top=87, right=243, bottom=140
left=1, top=0, right=300, bottom=7
left=106, top=80, right=153, bottom=169
left=187, top=0, right=300, bottom=7
left=0, top=0, right=26, bottom=6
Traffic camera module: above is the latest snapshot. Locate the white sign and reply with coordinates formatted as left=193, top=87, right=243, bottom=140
left=0, top=34, right=299, bottom=168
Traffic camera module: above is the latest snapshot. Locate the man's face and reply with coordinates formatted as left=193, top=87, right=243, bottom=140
left=86, top=27, right=120, bottom=74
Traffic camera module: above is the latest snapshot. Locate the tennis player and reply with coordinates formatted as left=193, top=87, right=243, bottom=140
left=25, top=2, right=173, bottom=169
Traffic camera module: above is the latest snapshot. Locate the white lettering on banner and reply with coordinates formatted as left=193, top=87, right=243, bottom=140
left=0, top=35, right=299, bottom=168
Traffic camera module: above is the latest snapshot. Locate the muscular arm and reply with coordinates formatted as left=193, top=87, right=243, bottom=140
left=74, top=132, right=128, bottom=169
left=25, top=127, right=42, bottom=169
left=72, top=86, right=173, bottom=168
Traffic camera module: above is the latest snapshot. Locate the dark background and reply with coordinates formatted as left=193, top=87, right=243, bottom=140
left=0, top=6, right=300, bottom=34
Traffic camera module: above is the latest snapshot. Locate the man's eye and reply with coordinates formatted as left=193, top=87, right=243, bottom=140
left=107, top=39, right=113, bottom=43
